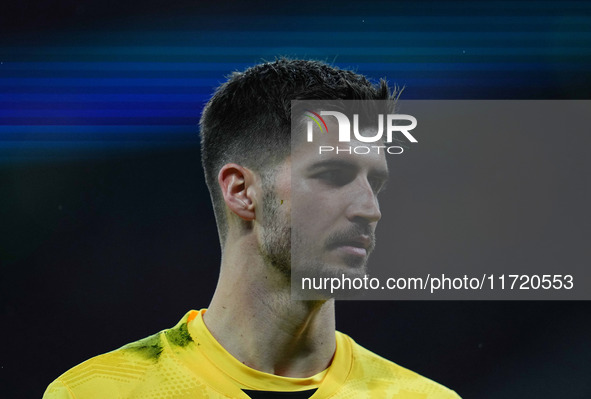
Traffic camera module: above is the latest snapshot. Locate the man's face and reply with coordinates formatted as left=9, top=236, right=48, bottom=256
left=258, top=121, right=389, bottom=285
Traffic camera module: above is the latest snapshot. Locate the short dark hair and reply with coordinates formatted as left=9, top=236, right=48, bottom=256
left=199, top=58, right=395, bottom=243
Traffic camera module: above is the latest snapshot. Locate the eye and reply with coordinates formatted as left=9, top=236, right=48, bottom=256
left=314, top=169, right=355, bottom=187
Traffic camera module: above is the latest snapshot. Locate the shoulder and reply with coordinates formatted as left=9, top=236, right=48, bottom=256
left=339, top=332, right=462, bottom=399
left=42, top=331, right=165, bottom=399
left=43, top=314, right=197, bottom=399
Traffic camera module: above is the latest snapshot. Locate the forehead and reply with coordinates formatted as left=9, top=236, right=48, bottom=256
left=291, top=121, right=389, bottom=174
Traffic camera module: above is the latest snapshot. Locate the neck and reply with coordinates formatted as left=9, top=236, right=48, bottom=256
left=203, top=234, right=336, bottom=378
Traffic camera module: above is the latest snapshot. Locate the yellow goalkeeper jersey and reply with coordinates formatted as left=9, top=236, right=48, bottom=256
left=43, top=309, right=460, bottom=399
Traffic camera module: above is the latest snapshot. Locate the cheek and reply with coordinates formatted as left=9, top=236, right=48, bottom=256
left=292, top=179, right=340, bottom=220
left=274, top=167, right=291, bottom=205
left=292, top=197, right=335, bottom=243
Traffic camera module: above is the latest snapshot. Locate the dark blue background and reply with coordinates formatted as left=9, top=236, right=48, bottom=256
left=1, top=1, right=590, bottom=397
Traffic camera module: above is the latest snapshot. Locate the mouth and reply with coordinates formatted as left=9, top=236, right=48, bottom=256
left=330, top=236, right=372, bottom=257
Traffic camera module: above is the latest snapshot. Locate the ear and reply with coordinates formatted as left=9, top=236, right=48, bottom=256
left=218, top=163, right=257, bottom=221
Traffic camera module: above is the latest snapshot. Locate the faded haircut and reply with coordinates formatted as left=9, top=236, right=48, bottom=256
left=199, top=58, right=396, bottom=244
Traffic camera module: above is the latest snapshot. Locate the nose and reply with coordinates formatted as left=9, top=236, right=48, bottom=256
left=346, top=178, right=382, bottom=224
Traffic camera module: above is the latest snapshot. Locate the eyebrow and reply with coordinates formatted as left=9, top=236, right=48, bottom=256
left=308, top=159, right=390, bottom=180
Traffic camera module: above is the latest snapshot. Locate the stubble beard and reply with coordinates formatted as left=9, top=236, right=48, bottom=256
left=259, top=186, right=373, bottom=297
left=259, top=187, right=292, bottom=278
